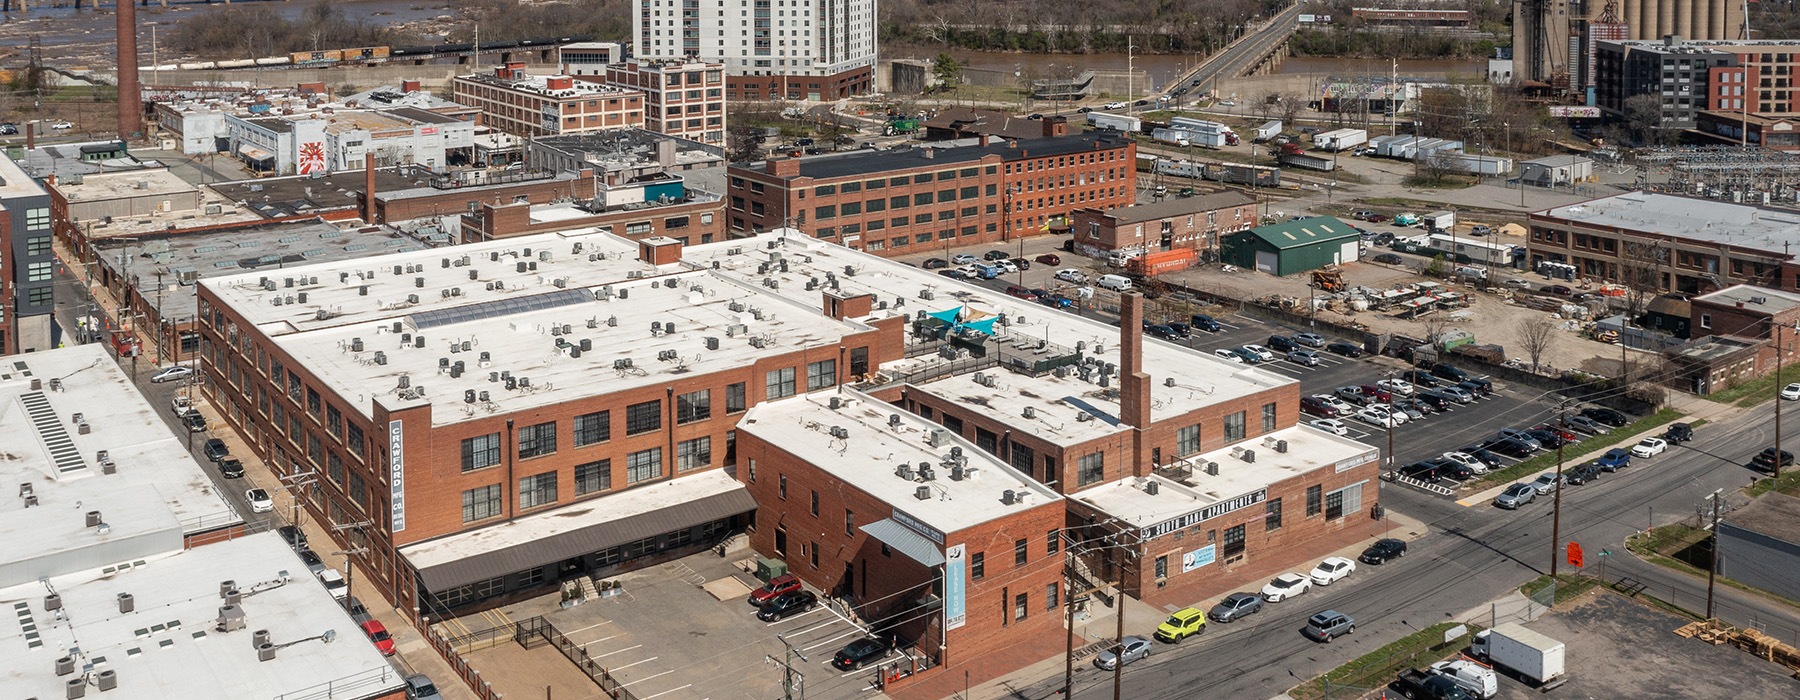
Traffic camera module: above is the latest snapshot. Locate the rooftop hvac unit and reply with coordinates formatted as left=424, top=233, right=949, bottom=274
left=45, top=593, right=61, bottom=611
left=1023, top=406, right=1036, bottom=419
left=950, top=465, right=965, bottom=481
left=915, top=485, right=932, bottom=500
left=258, top=643, right=277, bottom=662
left=1242, top=449, right=1256, bottom=463
left=216, top=604, right=246, bottom=632
left=1001, top=489, right=1016, bottom=505
left=118, top=593, right=134, bottom=613
left=1145, top=481, right=1160, bottom=495
left=1205, top=461, right=1219, bottom=476
left=896, top=463, right=914, bottom=479
left=1165, top=378, right=1176, bottom=387
left=927, top=429, right=948, bottom=447
left=1275, top=440, right=1289, bottom=453
left=829, top=426, right=849, bottom=439
left=888, top=414, right=902, bottom=428
left=1076, top=413, right=1093, bottom=422
left=56, top=655, right=75, bottom=676
left=918, top=466, right=936, bottom=481
left=96, top=669, right=117, bottom=692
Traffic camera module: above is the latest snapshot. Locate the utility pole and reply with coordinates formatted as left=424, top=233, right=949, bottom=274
left=1776, top=320, right=1791, bottom=480
left=331, top=520, right=372, bottom=600
left=1706, top=488, right=1724, bottom=620
left=1549, top=402, right=1569, bottom=579
left=1110, top=537, right=1128, bottom=700
left=1063, top=547, right=1075, bottom=696
left=773, top=634, right=808, bottom=700
left=1383, top=370, right=1397, bottom=537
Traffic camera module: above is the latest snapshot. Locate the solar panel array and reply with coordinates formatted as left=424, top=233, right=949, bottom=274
left=408, top=288, right=593, bottom=329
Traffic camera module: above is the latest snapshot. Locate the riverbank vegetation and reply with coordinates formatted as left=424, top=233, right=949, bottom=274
left=881, top=0, right=1285, bottom=54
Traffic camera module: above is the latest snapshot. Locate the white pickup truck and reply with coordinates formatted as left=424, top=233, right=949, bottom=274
left=171, top=395, right=198, bottom=417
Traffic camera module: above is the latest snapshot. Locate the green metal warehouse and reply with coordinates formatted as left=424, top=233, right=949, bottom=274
left=1222, top=216, right=1362, bottom=276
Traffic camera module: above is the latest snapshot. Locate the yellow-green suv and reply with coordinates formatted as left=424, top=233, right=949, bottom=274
left=1153, top=607, right=1207, bottom=643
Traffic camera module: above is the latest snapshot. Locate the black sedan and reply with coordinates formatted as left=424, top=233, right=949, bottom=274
left=204, top=438, right=230, bottom=462
left=1189, top=315, right=1222, bottom=332
left=1359, top=538, right=1407, bottom=565
left=182, top=412, right=208, bottom=433
left=1148, top=325, right=1186, bottom=342
left=1581, top=407, right=1631, bottom=427
left=1566, top=462, right=1604, bottom=485
left=922, top=258, right=949, bottom=270
left=831, top=637, right=891, bottom=670
left=1486, top=437, right=1538, bottom=458
left=1372, top=253, right=1404, bottom=264
left=1325, top=342, right=1364, bottom=357
left=757, top=590, right=818, bottom=621
left=218, top=458, right=245, bottom=478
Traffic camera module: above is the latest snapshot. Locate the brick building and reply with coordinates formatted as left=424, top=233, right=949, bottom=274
left=459, top=172, right=725, bottom=243
left=195, top=231, right=903, bottom=616
left=726, top=127, right=1136, bottom=256
left=452, top=64, right=646, bottom=138
left=371, top=170, right=598, bottom=224
left=1527, top=191, right=1800, bottom=295
left=1069, top=191, right=1257, bottom=259
left=632, top=0, right=877, bottom=101
left=738, top=392, right=1066, bottom=670
left=598, top=59, right=727, bottom=145
left=1665, top=285, right=1800, bottom=393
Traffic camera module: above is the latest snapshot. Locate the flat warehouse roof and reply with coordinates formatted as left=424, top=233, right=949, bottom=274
left=0, top=345, right=239, bottom=588
left=740, top=392, right=1060, bottom=534
left=0, top=533, right=406, bottom=700
left=1536, top=192, right=1800, bottom=256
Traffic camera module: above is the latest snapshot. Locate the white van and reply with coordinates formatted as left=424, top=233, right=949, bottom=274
left=1428, top=658, right=1498, bottom=699
left=1097, top=274, right=1134, bottom=292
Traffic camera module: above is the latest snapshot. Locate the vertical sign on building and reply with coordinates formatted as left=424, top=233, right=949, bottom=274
left=944, top=543, right=967, bottom=630
left=388, top=420, right=406, bottom=532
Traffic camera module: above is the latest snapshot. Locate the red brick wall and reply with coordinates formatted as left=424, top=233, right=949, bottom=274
left=458, top=198, right=726, bottom=244
left=737, top=432, right=1066, bottom=667
left=726, top=66, right=873, bottom=101
left=376, top=178, right=592, bottom=224
left=1069, top=200, right=1259, bottom=254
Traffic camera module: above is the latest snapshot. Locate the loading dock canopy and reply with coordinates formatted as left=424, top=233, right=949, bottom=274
left=860, top=519, right=946, bottom=567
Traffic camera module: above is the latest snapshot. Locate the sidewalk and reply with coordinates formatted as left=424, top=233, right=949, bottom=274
left=955, top=509, right=1432, bottom=700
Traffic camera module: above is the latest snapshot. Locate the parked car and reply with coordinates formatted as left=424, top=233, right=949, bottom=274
left=343, top=596, right=375, bottom=624
left=1292, top=332, right=1326, bottom=347
left=317, top=569, right=348, bottom=599
left=1148, top=325, right=1185, bottom=342
left=1035, top=253, right=1062, bottom=265
left=1373, top=253, right=1404, bottom=264
left=1415, top=391, right=1453, bottom=410
left=217, top=458, right=245, bottom=478
left=1359, top=538, right=1407, bottom=564
left=1312, top=395, right=1356, bottom=414
left=1493, top=483, right=1536, bottom=509
left=246, top=488, right=274, bottom=513
left=1009, top=257, right=1033, bottom=271
left=1400, top=370, right=1442, bottom=388
left=1428, top=659, right=1499, bottom=699
left=1458, top=446, right=1504, bottom=468
left=1785, top=383, right=1800, bottom=401
left=982, top=250, right=1010, bottom=261
left=1309, top=418, right=1349, bottom=436
left=1213, top=349, right=1245, bottom=363
left=1189, top=314, right=1222, bottom=332
left=1241, top=344, right=1276, bottom=362
left=1598, top=448, right=1634, bottom=471
left=921, top=258, right=949, bottom=269
left=49, top=120, right=73, bottom=130
left=1529, top=472, right=1562, bottom=495
left=748, top=573, right=803, bottom=606
left=278, top=525, right=307, bottom=550
left=1209, top=592, right=1264, bottom=623
left=1458, top=377, right=1494, bottom=395
left=1300, top=397, right=1338, bottom=418
left=951, top=253, right=979, bottom=265
left=1355, top=406, right=1401, bottom=428
left=1437, top=386, right=1475, bottom=403
left=1539, top=284, right=1573, bottom=296
left=1265, top=335, right=1298, bottom=352
left=831, top=637, right=892, bottom=670
left=1004, top=285, right=1035, bottom=300
left=1535, top=424, right=1579, bottom=442
left=1261, top=573, right=1312, bottom=602
left=1287, top=350, right=1321, bottom=366
left=1389, top=401, right=1426, bottom=420
left=404, top=675, right=444, bottom=700
left=1356, top=384, right=1394, bottom=403
left=938, top=269, right=970, bottom=280
left=1309, top=557, right=1357, bottom=586
left=1496, top=428, right=1543, bottom=450
left=1377, top=378, right=1415, bottom=396
left=298, top=549, right=326, bottom=574
left=1487, top=438, right=1537, bottom=458
left=1430, top=363, right=1471, bottom=382
left=150, top=365, right=195, bottom=383
left=1565, top=461, right=1604, bottom=485
left=1523, top=429, right=1565, bottom=449
left=1302, top=610, right=1356, bottom=643
left=1390, top=668, right=1474, bottom=700
left=1581, top=407, right=1631, bottom=427
left=1565, top=415, right=1606, bottom=434
left=1153, top=607, right=1208, bottom=643
left=1054, top=268, right=1089, bottom=283
left=1440, top=452, right=1486, bottom=474
left=992, top=259, right=1018, bottom=274
left=1326, top=341, right=1364, bottom=357
left=1093, top=636, right=1153, bottom=670
left=1754, top=448, right=1797, bottom=470
left=1630, top=437, right=1668, bottom=458
left=1664, top=422, right=1694, bottom=443
left=360, top=620, right=396, bottom=656
left=182, top=412, right=208, bottom=433
left=756, top=590, right=819, bottom=621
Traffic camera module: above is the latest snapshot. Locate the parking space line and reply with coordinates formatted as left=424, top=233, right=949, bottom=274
left=636, top=684, right=693, bottom=699
left=578, top=634, right=617, bottom=650
left=591, top=644, right=643, bottom=658
left=770, top=609, right=836, bottom=631
left=801, top=628, right=863, bottom=653
left=610, top=657, right=660, bottom=672
left=560, top=620, right=614, bottom=638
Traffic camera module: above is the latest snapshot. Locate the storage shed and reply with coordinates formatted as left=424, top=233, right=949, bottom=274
left=1519, top=155, right=1594, bottom=187
left=1222, top=215, right=1362, bottom=276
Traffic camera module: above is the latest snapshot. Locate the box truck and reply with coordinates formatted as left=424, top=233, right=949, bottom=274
left=1469, top=623, right=1565, bottom=685
left=1087, top=112, right=1142, bottom=133
left=1254, top=120, right=1282, bottom=142
left=1313, top=128, right=1368, bottom=152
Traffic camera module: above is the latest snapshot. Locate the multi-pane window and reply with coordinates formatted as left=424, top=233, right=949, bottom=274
left=1014, top=538, right=1028, bottom=566
left=1261, top=402, right=1278, bottom=433
left=726, top=382, right=747, bottom=413
left=346, top=423, right=365, bottom=457
left=1224, top=411, right=1247, bottom=441
left=517, top=421, right=557, bottom=459
left=462, top=433, right=502, bottom=471
left=779, top=474, right=788, bottom=499
left=810, top=490, right=820, bottom=515
left=971, top=552, right=985, bottom=580
left=806, top=359, right=836, bottom=391
left=24, top=235, right=49, bottom=256
left=573, top=411, right=610, bottom=446
left=326, top=406, right=343, bottom=438
left=575, top=460, right=611, bottom=495
left=1014, top=593, right=1029, bottom=622
left=461, top=485, right=502, bottom=522
left=1010, top=442, right=1035, bottom=474
left=518, top=472, right=558, bottom=509
left=676, top=436, right=712, bottom=472
left=25, top=207, right=48, bottom=230
left=626, top=400, right=661, bottom=435
left=1266, top=498, right=1284, bottom=531
left=626, top=448, right=663, bottom=484
left=1326, top=483, right=1361, bottom=520
left=766, top=367, right=797, bottom=399
left=845, top=509, right=855, bottom=537
left=1048, top=529, right=1061, bottom=555
left=1046, top=583, right=1059, bottom=611
left=1176, top=425, right=1201, bottom=456
left=1306, top=485, right=1323, bottom=517
left=1077, top=453, right=1104, bottom=486
left=1222, top=524, right=1246, bottom=558
left=677, top=390, right=711, bottom=424
left=25, top=261, right=50, bottom=282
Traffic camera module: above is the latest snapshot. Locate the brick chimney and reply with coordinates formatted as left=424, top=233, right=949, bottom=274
left=766, top=158, right=801, bottom=177
left=363, top=158, right=378, bottom=223
left=1118, top=292, right=1151, bottom=430
left=402, top=80, right=421, bottom=93
left=639, top=236, right=683, bottom=265
left=823, top=290, right=874, bottom=320
left=1042, top=116, right=1068, bottom=138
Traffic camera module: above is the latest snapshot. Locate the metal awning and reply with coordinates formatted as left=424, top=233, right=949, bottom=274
left=860, top=519, right=945, bottom=567
left=236, top=145, right=274, bottom=162
left=408, top=488, right=757, bottom=591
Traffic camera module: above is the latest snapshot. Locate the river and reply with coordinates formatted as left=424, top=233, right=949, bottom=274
left=886, top=47, right=1485, bottom=88
left=0, top=0, right=453, bottom=58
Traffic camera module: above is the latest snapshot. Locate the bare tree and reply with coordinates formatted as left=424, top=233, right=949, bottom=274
left=1622, top=94, right=1673, bottom=147
left=1515, top=316, right=1560, bottom=374
left=1617, top=240, right=1667, bottom=321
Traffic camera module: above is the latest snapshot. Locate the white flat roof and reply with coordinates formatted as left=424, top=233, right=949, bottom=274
left=0, top=151, right=47, bottom=200
left=55, top=168, right=197, bottom=203
left=400, top=469, right=743, bottom=571
left=1075, top=425, right=1379, bottom=536
left=1537, top=191, right=1800, bottom=256
left=0, top=533, right=406, bottom=700
left=0, top=346, right=239, bottom=588
left=684, top=230, right=1297, bottom=444
left=740, top=391, right=1061, bottom=533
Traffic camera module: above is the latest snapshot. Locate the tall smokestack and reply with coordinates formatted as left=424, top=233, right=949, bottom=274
left=117, top=0, right=142, bottom=140
left=1118, top=292, right=1151, bottom=430
left=363, top=159, right=378, bottom=223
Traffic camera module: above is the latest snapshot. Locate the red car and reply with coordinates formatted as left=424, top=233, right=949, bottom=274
left=748, top=573, right=802, bottom=606
left=1004, top=285, right=1035, bottom=300
left=1035, top=253, right=1062, bottom=265
left=360, top=620, right=396, bottom=656
left=1357, top=384, right=1392, bottom=403
left=1535, top=424, right=1579, bottom=442
left=1365, top=214, right=1390, bottom=223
